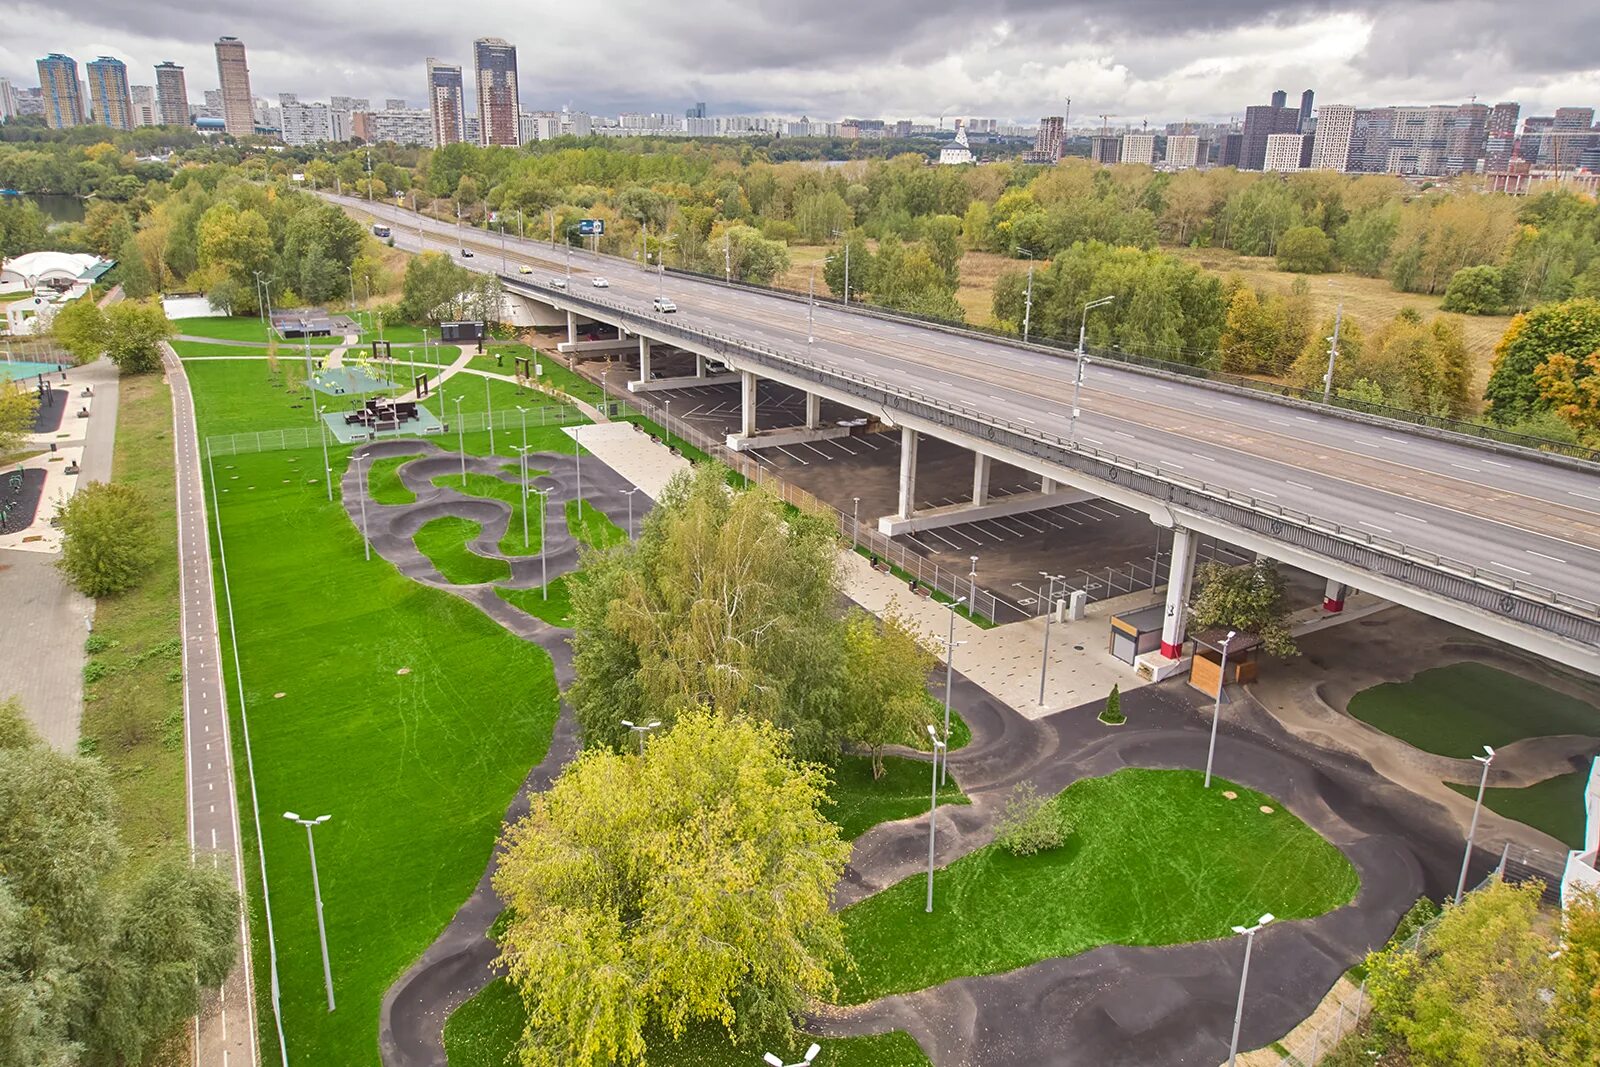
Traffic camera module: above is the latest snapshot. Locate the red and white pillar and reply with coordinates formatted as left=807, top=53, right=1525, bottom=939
left=1323, top=578, right=1349, bottom=613
left=896, top=426, right=919, bottom=520
left=1160, top=526, right=1198, bottom=659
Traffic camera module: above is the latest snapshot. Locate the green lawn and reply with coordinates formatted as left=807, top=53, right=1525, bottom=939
left=495, top=577, right=574, bottom=627
left=443, top=977, right=930, bottom=1067
left=414, top=516, right=512, bottom=585
left=1447, top=771, right=1590, bottom=848
left=825, top=754, right=967, bottom=840
left=566, top=498, right=628, bottom=548
left=202, top=447, right=560, bottom=1065
left=368, top=453, right=424, bottom=504
left=1348, top=663, right=1600, bottom=758
left=423, top=372, right=572, bottom=423
left=176, top=315, right=343, bottom=345
left=837, top=768, right=1360, bottom=1003
left=433, top=471, right=546, bottom=557
left=909, top=694, right=971, bottom=752
left=182, top=359, right=321, bottom=437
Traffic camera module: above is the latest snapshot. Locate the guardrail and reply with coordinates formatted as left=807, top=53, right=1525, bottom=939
left=510, top=275, right=1600, bottom=650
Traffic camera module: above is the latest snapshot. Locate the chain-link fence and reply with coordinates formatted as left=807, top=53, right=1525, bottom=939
left=204, top=400, right=592, bottom=457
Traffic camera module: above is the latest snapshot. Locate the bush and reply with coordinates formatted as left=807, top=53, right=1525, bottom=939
left=84, top=633, right=112, bottom=654
left=993, top=780, right=1072, bottom=857
left=55, top=481, right=160, bottom=597
left=1098, top=684, right=1125, bottom=725
left=1441, top=265, right=1505, bottom=315
left=1276, top=225, right=1333, bottom=273
left=83, top=660, right=110, bottom=684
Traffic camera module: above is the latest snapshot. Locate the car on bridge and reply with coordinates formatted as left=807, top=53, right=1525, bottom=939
left=517, top=265, right=533, bottom=274
left=653, top=297, right=677, bottom=313
left=550, top=278, right=568, bottom=290
left=592, top=277, right=609, bottom=288
left=459, top=248, right=473, bottom=258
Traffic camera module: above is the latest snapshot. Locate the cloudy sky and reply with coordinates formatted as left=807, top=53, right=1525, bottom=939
left=4, top=0, right=1596, bottom=125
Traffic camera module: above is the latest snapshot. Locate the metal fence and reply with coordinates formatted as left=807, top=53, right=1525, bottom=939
left=520, top=283, right=1600, bottom=650
left=204, top=400, right=591, bottom=457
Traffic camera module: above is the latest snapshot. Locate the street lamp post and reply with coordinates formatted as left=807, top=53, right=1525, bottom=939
left=315, top=405, right=332, bottom=502
left=1321, top=302, right=1344, bottom=405
left=664, top=398, right=672, bottom=448
left=1037, top=572, right=1065, bottom=707
left=763, top=1044, right=821, bottom=1067
left=532, top=487, right=549, bottom=596
left=453, top=397, right=466, bottom=486
left=620, top=718, right=662, bottom=756
left=1227, top=914, right=1275, bottom=1067
left=1455, top=745, right=1497, bottom=904
left=353, top=452, right=371, bottom=561
left=807, top=265, right=816, bottom=343
left=512, top=444, right=532, bottom=549
left=851, top=496, right=861, bottom=548
left=1071, top=296, right=1113, bottom=444
left=283, top=812, right=337, bottom=1012
left=968, top=555, right=979, bottom=607
left=1018, top=248, right=1035, bottom=344
left=1204, top=630, right=1237, bottom=789
left=484, top=374, right=495, bottom=455
left=622, top=488, right=638, bottom=540
left=941, top=597, right=966, bottom=786
left=925, top=723, right=946, bottom=913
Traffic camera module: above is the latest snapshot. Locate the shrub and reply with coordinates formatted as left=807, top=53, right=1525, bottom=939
left=84, top=633, right=112, bottom=654
left=993, top=780, right=1072, bottom=857
left=1098, top=684, right=1125, bottom=725
left=83, top=660, right=110, bottom=684
left=1441, top=265, right=1505, bottom=315
left=1276, top=225, right=1334, bottom=273
left=55, top=481, right=160, bottom=597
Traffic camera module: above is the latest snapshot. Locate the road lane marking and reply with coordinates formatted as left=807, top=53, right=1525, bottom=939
left=1569, top=490, right=1600, bottom=502
left=1286, top=481, right=1315, bottom=491
left=1450, top=463, right=1482, bottom=473
left=1358, top=520, right=1392, bottom=533
left=1395, top=512, right=1428, bottom=524
left=1527, top=550, right=1567, bottom=564
left=1491, top=560, right=1532, bottom=575
left=1249, top=488, right=1277, bottom=498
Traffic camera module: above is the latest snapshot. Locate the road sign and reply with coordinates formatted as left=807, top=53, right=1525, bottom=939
left=577, top=219, right=605, bottom=236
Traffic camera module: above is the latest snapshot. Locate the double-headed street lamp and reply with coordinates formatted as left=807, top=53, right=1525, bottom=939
left=621, top=718, right=661, bottom=756
left=925, top=723, right=946, bottom=913
left=622, top=487, right=639, bottom=540
left=940, top=597, right=966, bottom=786
left=763, top=1044, right=821, bottom=1067
left=512, top=444, right=534, bottom=549
left=352, top=452, right=371, bottom=561
left=1455, top=745, right=1496, bottom=904
left=530, top=487, right=550, bottom=596
left=283, top=812, right=337, bottom=1012
left=1070, top=296, right=1114, bottom=445
left=1204, top=630, right=1238, bottom=789
left=1017, top=248, right=1036, bottom=343
left=453, top=396, right=466, bottom=486
left=1226, top=913, right=1274, bottom=1067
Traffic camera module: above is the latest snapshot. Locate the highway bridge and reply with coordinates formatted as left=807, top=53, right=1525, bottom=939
left=324, top=193, right=1600, bottom=676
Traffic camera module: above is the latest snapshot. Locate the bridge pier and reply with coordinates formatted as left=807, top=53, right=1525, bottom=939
left=741, top=371, right=758, bottom=438
left=1160, top=526, right=1199, bottom=659
left=1323, top=579, right=1349, bottom=613
left=973, top=454, right=992, bottom=507
left=896, top=426, right=919, bottom=520
left=805, top=392, right=822, bottom=430
left=637, top=336, right=652, bottom=384
left=565, top=310, right=576, bottom=347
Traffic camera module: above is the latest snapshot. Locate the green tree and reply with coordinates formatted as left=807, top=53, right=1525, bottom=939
left=55, top=481, right=160, bottom=597
left=1484, top=297, right=1600, bottom=424
left=1275, top=225, right=1333, bottom=273
left=870, top=236, right=963, bottom=321
left=399, top=251, right=474, bottom=323
left=0, top=381, right=40, bottom=454
left=1289, top=313, right=1366, bottom=394
left=1334, top=202, right=1399, bottom=277
left=921, top=214, right=964, bottom=288
left=821, top=230, right=874, bottom=302
left=0, top=197, right=50, bottom=258
left=723, top=224, right=791, bottom=285
left=1188, top=559, right=1296, bottom=657
left=50, top=297, right=107, bottom=364
left=840, top=609, right=936, bottom=778
left=112, top=232, right=156, bottom=299
left=195, top=202, right=273, bottom=314
left=1218, top=287, right=1280, bottom=374
left=1441, top=265, right=1506, bottom=314
left=279, top=202, right=365, bottom=303
left=1554, top=888, right=1600, bottom=1063
left=568, top=464, right=847, bottom=761
left=1533, top=349, right=1600, bottom=444
left=492, top=711, right=849, bottom=1067
left=100, top=300, right=174, bottom=374
left=82, top=201, right=134, bottom=260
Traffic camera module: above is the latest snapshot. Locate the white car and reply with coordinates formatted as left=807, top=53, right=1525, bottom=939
left=592, top=277, right=610, bottom=288
left=652, top=297, right=677, bottom=313
left=550, top=278, right=568, bottom=290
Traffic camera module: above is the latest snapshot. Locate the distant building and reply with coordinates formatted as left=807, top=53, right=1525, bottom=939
left=86, top=56, right=134, bottom=130
left=0, top=78, right=17, bottom=120
left=937, top=122, right=974, bottom=165
left=1219, top=131, right=1244, bottom=167
left=36, top=54, right=84, bottom=129
left=425, top=59, right=466, bottom=147
left=1443, top=102, right=1489, bottom=175
left=354, top=107, right=433, bottom=146
left=384, top=98, right=407, bottom=110
left=154, top=62, right=188, bottom=127
left=1263, top=133, right=1306, bottom=172
left=1309, top=104, right=1356, bottom=170
left=1386, top=105, right=1453, bottom=174
left=1298, top=89, right=1315, bottom=133
left=1121, top=132, right=1157, bottom=165
left=1241, top=103, right=1301, bottom=169
left=214, top=37, right=254, bottom=136
left=1270, top=89, right=1288, bottom=109
left=472, top=37, right=520, bottom=147
left=1090, top=133, right=1122, bottom=164
left=894, top=119, right=913, bottom=139
left=1163, top=134, right=1209, bottom=170
left=130, top=85, right=158, bottom=126
left=464, top=115, right=480, bottom=143
left=1032, top=115, right=1065, bottom=161
left=280, top=101, right=333, bottom=145
left=1484, top=101, right=1520, bottom=171
left=686, top=101, right=706, bottom=119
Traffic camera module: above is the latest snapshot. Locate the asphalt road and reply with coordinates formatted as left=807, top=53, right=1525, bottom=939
left=326, top=194, right=1600, bottom=610
left=165, top=344, right=259, bottom=1066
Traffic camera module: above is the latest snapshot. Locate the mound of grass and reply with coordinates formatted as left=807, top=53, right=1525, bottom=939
left=414, top=516, right=511, bottom=585
left=1348, top=663, right=1600, bottom=758
left=1446, top=771, right=1589, bottom=848
left=836, top=768, right=1359, bottom=1003
left=367, top=453, right=423, bottom=504
left=433, top=471, right=547, bottom=556
left=566, top=498, right=628, bottom=549
left=495, top=577, right=574, bottom=628
left=825, top=754, right=968, bottom=840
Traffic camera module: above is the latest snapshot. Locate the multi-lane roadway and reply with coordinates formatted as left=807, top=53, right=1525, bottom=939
left=325, top=192, right=1600, bottom=631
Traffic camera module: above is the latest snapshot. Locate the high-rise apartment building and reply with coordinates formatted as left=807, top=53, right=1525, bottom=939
left=1163, top=134, right=1209, bottom=170
left=686, top=101, right=707, bottom=119
left=472, top=37, right=520, bottom=147
left=214, top=37, right=254, bottom=136
left=1219, top=132, right=1244, bottom=167
left=1484, top=102, right=1520, bottom=171
left=1309, top=104, right=1356, bottom=170
left=1298, top=89, right=1315, bottom=133
left=1443, top=102, right=1489, bottom=175
left=1386, top=105, right=1453, bottom=174
left=0, top=79, right=17, bottom=120
left=280, top=101, right=333, bottom=145
left=36, top=55, right=84, bottom=129
left=1121, top=132, right=1157, bottom=165
left=154, top=62, right=188, bottom=127
left=86, top=57, right=134, bottom=130
left=353, top=107, right=434, bottom=146
left=1270, top=90, right=1288, bottom=109
left=426, top=59, right=466, bottom=147
left=1263, top=133, right=1306, bottom=172
left=1241, top=102, right=1301, bottom=169
left=1033, top=115, right=1065, bottom=161
left=385, top=98, right=408, bottom=110
left=130, top=85, right=158, bottom=126
left=1090, top=133, right=1122, bottom=164
left=1347, top=108, right=1395, bottom=172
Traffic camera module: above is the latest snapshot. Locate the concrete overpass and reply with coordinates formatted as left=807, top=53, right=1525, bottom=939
left=324, top=193, right=1600, bottom=676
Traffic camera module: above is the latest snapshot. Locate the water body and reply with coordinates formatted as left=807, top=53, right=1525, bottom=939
left=11, top=193, right=87, bottom=225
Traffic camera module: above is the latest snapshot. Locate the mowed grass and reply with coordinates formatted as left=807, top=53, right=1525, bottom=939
left=181, top=359, right=318, bottom=437
left=1348, top=663, right=1600, bottom=758
left=434, top=471, right=546, bottom=556
left=837, top=768, right=1359, bottom=1003
left=566, top=498, right=628, bottom=548
left=176, top=315, right=344, bottom=345
left=76, top=372, right=187, bottom=875
left=368, top=453, right=424, bottom=504
left=443, top=977, right=931, bottom=1067
left=825, top=754, right=967, bottom=840
left=422, top=372, right=573, bottom=422
left=414, top=516, right=512, bottom=585
left=1447, top=771, right=1589, bottom=849
left=205, top=447, right=559, bottom=1064
left=495, top=576, right=574, bottom=628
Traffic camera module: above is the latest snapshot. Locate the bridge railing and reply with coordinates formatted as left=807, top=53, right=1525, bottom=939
left=515, top=278, right=1600, bottom=649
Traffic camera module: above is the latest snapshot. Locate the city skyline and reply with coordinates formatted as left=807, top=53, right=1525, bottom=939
left=1, top=0, right=1595, bottom=126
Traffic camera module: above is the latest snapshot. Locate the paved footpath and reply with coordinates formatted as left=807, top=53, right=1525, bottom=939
left=163, top=344, right=259, bottom=1066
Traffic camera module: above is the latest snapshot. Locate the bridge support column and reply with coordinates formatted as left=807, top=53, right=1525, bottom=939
left=973, top=454, right=992, bottom=506
left=1160, top=527, right=1198, bottom=659
left=1041, top=475, right=1058, bottom=494
left=1323, top=579, right=1349, bottom=613
left=565, top=310, right=576, bottom=347
left=740, top=371, right=758, bottom=438
left=805, top=392, right=822, bottom=430
left=637, top=336, right=652, bottom=384
left=695, top=353, right=706, bottom=378
left=896, top=427, right=919, bottom=520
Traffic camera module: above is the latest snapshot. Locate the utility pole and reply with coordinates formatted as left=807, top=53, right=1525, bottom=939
left=1321, top=302, right=1343, bottom=404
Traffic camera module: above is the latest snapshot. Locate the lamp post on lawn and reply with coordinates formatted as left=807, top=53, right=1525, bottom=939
left=620, top=718, right=661, bottom=756
left=282, top=812, right=337, bottom=1012
left=315, top=405, right=332, bottom=502
left=763, top=1045, right=821, bottom=1067
left=941, top=596, right=966, bottom=786
left=851, top=496, right=861, bottom=549
left=483, top=374, right=494, bottom=455
left=925, top=723, right=946, bottom=913
left=1227, top=913, right=1275, bottom=1067
left=353, top=452, right=371, bottom=560
left=512, top=444, right=533, bottom=549
left=1455, top=745, right=1497, bottom=904
left=1037, top=572, right=1065, bottom=707
left=968, top=555, right=979, bottom=607
left=830, top=227, right=850, bottom=305
left=453, top=397, right=466, bottom=485
left=622, top=488, right=638, bottom=540
left=664, top=398, right=672, bottom=448
left=1204, top=630, right=1237, bottom=789
left=531, top=487, right=550, bottom=596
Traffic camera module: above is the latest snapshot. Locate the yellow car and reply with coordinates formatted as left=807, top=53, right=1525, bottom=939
left=517, top=265, right=533, bottom=274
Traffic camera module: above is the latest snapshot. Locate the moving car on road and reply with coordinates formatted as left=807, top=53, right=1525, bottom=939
left=551, top=278, right=568, bottom=290
left=518, top=265, right=533, bottom=274
left=653, top=297, right=677, bottom=313
left=592, top=277, right=609, bottom=288
left=459, top=248, right=473, bottom=258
